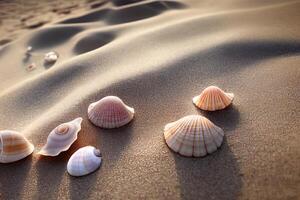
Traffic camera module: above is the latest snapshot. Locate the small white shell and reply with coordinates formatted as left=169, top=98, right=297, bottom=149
left=193, top=86, right=234, bottom=111
left=44, top=51, right=59, bottom=63
left=0, top=130, right=34, bottom=163
left=67, top=146, right=102, bottom=177
left=38, top=117, right=82, bottom=156
left=164, top=115, right=224, bottom=157
left=88, top=96, right=134, bottom=129
left=26, top=46, right=33, bottom=55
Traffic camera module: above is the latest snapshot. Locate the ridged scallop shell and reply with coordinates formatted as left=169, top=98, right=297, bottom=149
left=38, top=117, right=82, bottom=156
left=164, top=115, right=224, bottom=157
left=193, top=86, right=234, bottom=111
left=67, top=146, right=102, bottom=177
left=0, top=130, right=34, bottom=163
left=88, top=96, right=134, bottom=129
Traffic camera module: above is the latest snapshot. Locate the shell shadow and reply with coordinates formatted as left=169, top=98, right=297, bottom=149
left=34, top=154, right=69, bottom=199
left=68, top=165, right=100, bottom=200
left=33, top=140, right=82, bottom=199
left=173, top=138, right=242, bottom=200
left=195, top=105, right=241, bottom=132
left=43, top=61, right=57, bottom=69
left=94, top=121, right=134, bottom=164
left=0, top=155, right=32, bottom=199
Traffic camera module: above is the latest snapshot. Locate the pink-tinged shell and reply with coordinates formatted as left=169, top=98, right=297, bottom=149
left=67, top=146, right=102, bottom=177
left=88, top=96, right=134, bottom=129
left=0, top=130, right=34, bottom=163
left=38, top=117, right=82, bottom=156
left=164, top=115, right=224, bottom=157
left=193, top=86, right=234, bottom=111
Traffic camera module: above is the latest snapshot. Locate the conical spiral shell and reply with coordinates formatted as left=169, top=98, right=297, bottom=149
left=193, top=86, right=234, bottom=111
left=88, top=96, right=134, bottom=129
left=0, top=130, right=34, bottom=163
left=38, top=117, right=82, bottom=156
left=67, top=146, right=102, bottom=177
left=164, top=115, right=224, bottom=157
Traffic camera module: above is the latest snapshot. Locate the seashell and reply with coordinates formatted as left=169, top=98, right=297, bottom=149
left=193, top=86, right=234, bottom=111
left=26, top=63, right=36, bottom=71
left=164, top=115, right=224, bottom=157
left=38, top=117, right=82, bottom=156
left=67, top=146, right=102, bottom=177
left=88, top=96, right=134, bottom=129
left=26, top=46, right=33, bottom=55
left=0, top=130, right=34, bottom=163
left=44, top=51, right=59, bottom=64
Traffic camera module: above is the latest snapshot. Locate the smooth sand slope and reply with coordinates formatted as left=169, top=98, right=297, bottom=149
left=0, top=0, right=300, bottom=199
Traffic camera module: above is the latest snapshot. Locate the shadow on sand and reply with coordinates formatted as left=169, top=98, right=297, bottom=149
left=91, top=119, right=134, bottom=165
left=60, top=0, right=186, bottom=24
left=196, top=105, right=240, bottom=132
left=173, top=138, right=242, bottom=200
left=0, top=155, right=32, bottom=199
left=68, top=165, right=100, bottom=200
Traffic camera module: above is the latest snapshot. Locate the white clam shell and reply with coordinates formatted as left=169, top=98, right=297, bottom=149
left=67, top=146, right=102, bottom=177
left=44, top=51, right=59, bottom=63
left=164, top=115, right=224, bottom=157
left=0, top=130, right=34, bottom=163
left=88, top=96, right=134, bottom=129
left=38, top=117, right=82, bottom=156
left=193, top=86, right=234, bottom=111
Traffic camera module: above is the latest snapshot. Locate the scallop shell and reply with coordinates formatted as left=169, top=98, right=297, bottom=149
left=38, top=117, right=82, bottom=156
left=0, top=130, right=34, bottom=163
left=193, top=86, right=234, bottom=111
left=67, top=146, right=102, bottom=177
left=164, top=115, right=224, bottom=157
left=44, top=51, right=59, bottom=63
left=88, top=96, right=134, bottom=129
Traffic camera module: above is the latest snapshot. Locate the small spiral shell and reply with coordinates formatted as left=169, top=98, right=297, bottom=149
left=38, top=117, right=82, bottom=156
left=67, top=146, right=102, bottom=177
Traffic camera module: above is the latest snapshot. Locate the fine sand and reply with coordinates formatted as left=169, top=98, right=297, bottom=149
left=0, top=0, right=300, bottom=199
left=0, top=0, right=108, bottom=46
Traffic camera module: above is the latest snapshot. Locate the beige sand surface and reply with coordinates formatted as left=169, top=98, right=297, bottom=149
left=0, top=0, right=107, bottom=46
left=0, top=0, right=299, bottom=199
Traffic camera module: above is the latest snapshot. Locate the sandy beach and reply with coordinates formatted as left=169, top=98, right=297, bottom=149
left=0, top=0, right=299, bottom=199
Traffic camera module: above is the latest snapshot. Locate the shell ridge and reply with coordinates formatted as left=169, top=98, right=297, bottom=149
left=219, top=91, right=229, bottom=108
left=167, top=117, right=191, bottom=152
left=164, top=119, right=185, bottom=139
left=179, top=116, right=196, bottom=156
left=177, top=116, right=194, bottom=156
left=199, top=118, right=209, bottom=155
left=204, top=119, right=219, bottom=151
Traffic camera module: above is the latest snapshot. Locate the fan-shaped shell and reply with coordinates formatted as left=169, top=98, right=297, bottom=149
left=88, top=96, right=134, bottom=129
left=67, top=146, right=102, bottom=177
left=0, top=130, right=34, bottom=163
left=38, top=117, right=82, bottom=156
left=164, top=115, right=224, bottom=157
left=193, top=86, right=234, bottom=111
